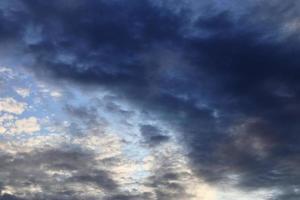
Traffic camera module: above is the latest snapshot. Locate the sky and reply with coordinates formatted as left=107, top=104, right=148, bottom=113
left=0, top=0, right=300, bottom=199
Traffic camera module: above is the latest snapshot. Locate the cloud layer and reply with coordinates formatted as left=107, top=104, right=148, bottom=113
left=1, top=0, right=300, bottom=199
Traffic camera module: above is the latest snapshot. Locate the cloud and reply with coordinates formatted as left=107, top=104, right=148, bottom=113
left=0, top=98, right=27, bottom=115
left=0, top=102, right=153, bottom=200
left=9, top=117, right=40, bottom=135
left=0, top=148, right=114, bottom=200
left=0, top=126, right=5, bottom=134
left=0, top=127, right=128, bottom=200
left=0, top=127, right=163, bottom=200
left=139, top=124, right=169, bottom=146
left=0, top=67, right=15, bottom=80
left=0, top=0, right=300, bottom=199
left=0, top=194, right=25, bottom=200
left=141, top=142, right=218, bottom=200
left=49, top=91, right=62, bottom=98
left=15, top=88, right=30, bottom=98
left=0, top=115, right=40, bottom=135
left=0, top=133, right=65, bottom=154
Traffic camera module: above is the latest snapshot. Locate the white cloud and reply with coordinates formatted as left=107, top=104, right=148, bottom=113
left=0, top=126, right=6, bottom=134
left=0, top=134, right=67, bottom=154
left=215, top=187, right=280, bottom=200
left=0, top=66, right=12, bottom=73
left=37, top=83, right=63, bottom=98
left=50, top=91, right=62, bottom=98
left=15, top=88, right=30, bottom=98
left=0, top=116, right=40, bottom=135
left=0, top=97, right=27, bottom=114
left=9, top=117, right=40, bottom=135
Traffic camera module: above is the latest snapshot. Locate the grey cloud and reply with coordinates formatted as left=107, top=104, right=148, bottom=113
left=64, top=103, right=108, bottom=137
left=0, top=194, right=25, bottom=200
left=0, top=147, right=118, bottom=200
left=69, top=170, right=118, bottom=191
left=139, top=124, right=170, bottom=146
left=104, top=193, right=153, bottom=200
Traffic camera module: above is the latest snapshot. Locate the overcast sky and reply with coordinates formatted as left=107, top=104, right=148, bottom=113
left=1, top=0, right=300, bottom=199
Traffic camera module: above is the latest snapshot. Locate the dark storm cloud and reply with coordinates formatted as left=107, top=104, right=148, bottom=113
left=0, top=194, right=24, bottom=200
left=1, top=0, right=300, bottom=198
left=139, top=124, right=169, bottom=146
left=104, top=193, right=153, bottom=200
left=104, top=101, right=134, bottom=118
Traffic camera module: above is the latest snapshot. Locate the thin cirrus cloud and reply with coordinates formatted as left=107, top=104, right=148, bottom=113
left=0, top=0, right=300, bottom=199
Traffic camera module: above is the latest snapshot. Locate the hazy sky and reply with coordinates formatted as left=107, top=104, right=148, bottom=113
left=1, top=1, right=300, bottom=199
